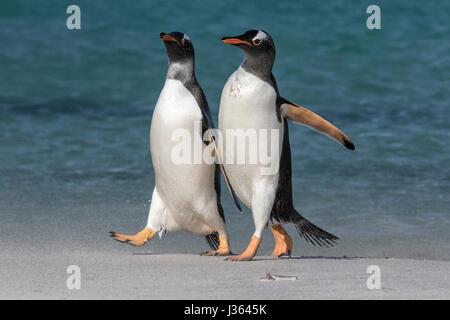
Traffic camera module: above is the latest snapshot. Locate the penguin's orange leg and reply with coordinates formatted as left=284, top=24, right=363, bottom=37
left=271, top=224, right=292, bottom=258
left=203, top=236, right=231, bottom=256
left=230, top=235, right=261, bottom=261
left=109, top=228, right=155, bottom=247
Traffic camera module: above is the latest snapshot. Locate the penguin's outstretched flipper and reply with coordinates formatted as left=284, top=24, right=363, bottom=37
left=280, top=98, right=355, bottom=150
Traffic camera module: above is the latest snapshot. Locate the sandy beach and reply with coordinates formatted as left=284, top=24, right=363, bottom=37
left=1, top=202, right=449, bottom=300
left=1, top=244, right=449, bottom=299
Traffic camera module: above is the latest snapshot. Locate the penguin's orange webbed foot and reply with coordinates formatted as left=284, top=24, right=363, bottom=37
left=271, top=224, right=292, bottom=258
left=203, top=236, right=231, bottom=256
left=109, top=228, right=155, bottom=247
left=229, top=235, right=261, bottom=262
left=230, top=252, right=255, bottom=261
left=203, top=248, right=231, bottom=256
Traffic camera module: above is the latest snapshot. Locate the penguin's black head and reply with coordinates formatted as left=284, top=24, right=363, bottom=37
left=221, top=30, right=275, bottom=75
left=221, top=30, right=275, bottom=58
left=160, top=31, right=194, bottom=63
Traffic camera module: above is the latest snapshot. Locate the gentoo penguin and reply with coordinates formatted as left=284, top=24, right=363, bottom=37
left=219, top=30, right=355, bottom=261
left=110, top=32, right=239, bottom=256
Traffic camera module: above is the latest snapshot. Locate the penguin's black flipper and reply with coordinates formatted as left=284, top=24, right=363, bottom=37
left=205, top=232, right=220, bottom=251
left=203, top=123, right=243, bottom=213
left=280, top=98, right=355, bottom=150
left=291, top=210, right=339, bottom=247
left=193, top=84, right=243, bottom=213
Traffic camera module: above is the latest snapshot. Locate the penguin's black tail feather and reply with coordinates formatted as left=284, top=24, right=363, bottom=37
left=205, top=232, right=220, bottom=251
left=291, top=210, right=339, bottom=247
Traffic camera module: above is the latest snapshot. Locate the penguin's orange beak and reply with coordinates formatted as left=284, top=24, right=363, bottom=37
left=160, top=33, right=180, bottom=44
left=221, top=37, right=251, bottom=46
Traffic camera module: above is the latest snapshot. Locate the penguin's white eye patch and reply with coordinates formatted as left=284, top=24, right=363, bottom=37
left=181, top=34, right=191, bottom=46
left=254, top=30, right=269, bottom=44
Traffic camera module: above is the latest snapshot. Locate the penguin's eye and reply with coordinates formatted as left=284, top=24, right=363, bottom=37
left=253, top=39, right=261, bottom=45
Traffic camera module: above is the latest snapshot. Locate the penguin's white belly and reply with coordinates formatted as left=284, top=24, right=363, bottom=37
left=150, top=79, right=217, bottom=235
left=219, top=67, right=283, bottom=209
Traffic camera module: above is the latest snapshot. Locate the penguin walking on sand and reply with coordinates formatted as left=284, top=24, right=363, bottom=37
left=110, top=32, right=240, bottom=255
left=219, top=30, right=355, bottom=261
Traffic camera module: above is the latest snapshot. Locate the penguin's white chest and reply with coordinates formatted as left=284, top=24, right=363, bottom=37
left=221, top=67, right=278, bottom=120
left=219, top=67, right=283, bottom=208
left=151, top=79, right=203, bottom=172
left=150, top=79, right=217, bottom=233
left=151, top=79, right=202, bottom=137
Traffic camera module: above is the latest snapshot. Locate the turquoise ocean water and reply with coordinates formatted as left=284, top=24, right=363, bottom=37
left=0, top=1, right=449, bottom=260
